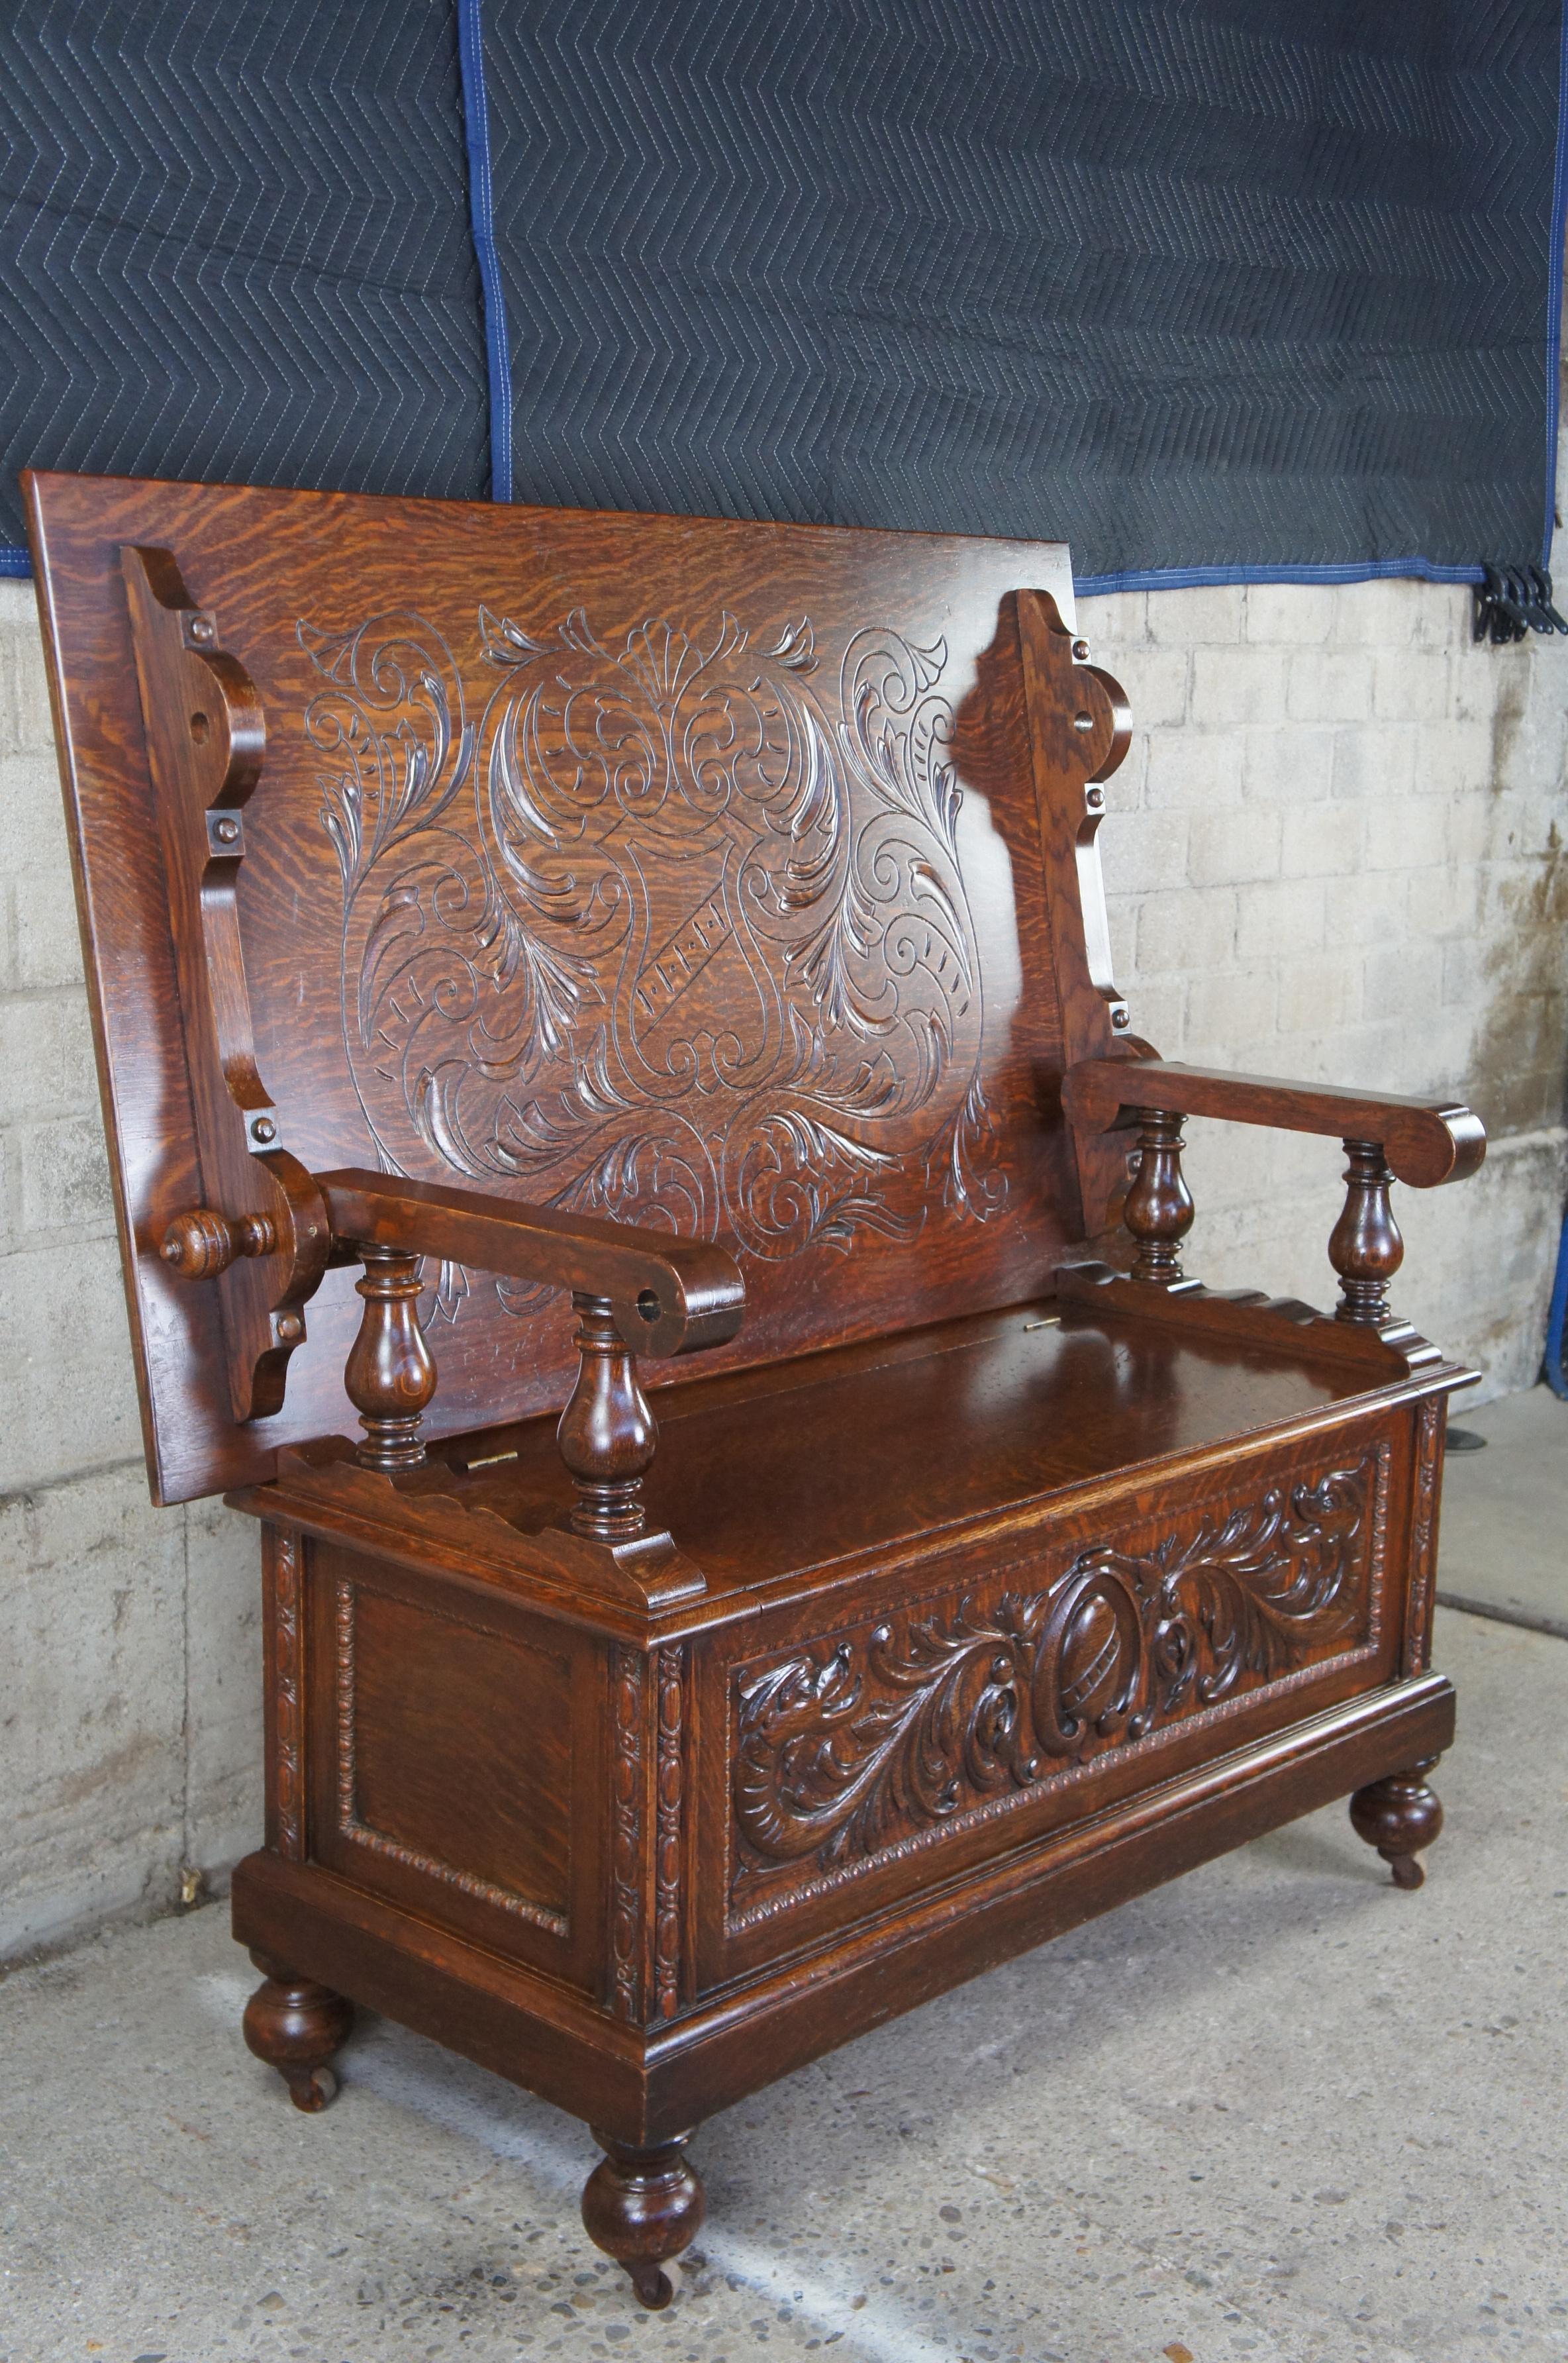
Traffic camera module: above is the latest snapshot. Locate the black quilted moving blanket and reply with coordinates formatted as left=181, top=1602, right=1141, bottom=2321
left=0, top=0, right=488, bottom=563
left=3, top=0, right=1565, bottom=584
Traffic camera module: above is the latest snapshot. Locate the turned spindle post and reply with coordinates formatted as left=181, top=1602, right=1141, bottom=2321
left=1349, top=1759, right=1443, bottom=1889
left=1328, top=1138, right=1402, bottom=1325
left=1124, top=1107, right=1194, bottom=1283
left=581, top=2130, right=705, bottom=2309
left=160, top=1204, right=278, bottom=1277
left=343, top=1243, right=436, bottom=1470
left=557, top=1292, right=657, bottom=1538
left=242, top=1949, right=354, bottom=2110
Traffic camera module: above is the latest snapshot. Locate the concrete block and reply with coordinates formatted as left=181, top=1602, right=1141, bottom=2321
left=1489, top=792, right=1567, bottom=864
left=1145, top=582, right=1243, bottom=644
left=1125, top=972, right=1186, bottom=1056
left=1409, top=719, right=1493, bottom=800
left=1185, top=963, right=1277, bottom=1057
left=1412, top=578, right=1467, bottom=648
left=1361, top=940, right=1445, bottom=1025
left=184, top=1498, right=264, bottom=1878
left=1101, top=889, right=1139, bottom=966
left=1317, top=1015, right=1421, bottom=1094
left=1189, top=647, right=1289, bottom=727
left=1406, top=862, right=1481, bottom=939
left=1234, top=877, right=1326, bottom=960
left=1240, top=723, right=1334, bottom=802
left=1398, top=1126, right=1568, bottom=1395
left=1442, top=934, right=1485, bottom=1009
left=1444, top=791, right=1493, bottom=868
left=1322, top=869, right=1408, bottom=947
left=1243, top=581, right=1335, bottom=643
left=0, top=609, right=54, bottom=759
left=0, top=1239, right=143, bottom=1491
left=1113, top=646, right=1187, bottom=729
left=1098, top=807, right=1188, bottom=898
left=1362, top=795, right=1447, bottom=872
left=1143, top=729, right=1242, bottom=811
left=1448, top=644, right=1502, bottom=724
left=1073, top=587, right=1147, bottom=648
left=0, top=753, right=73, bottom=876
left=1332, top=575, right=1421, bottom=649
left=1178, top=1113, right=1279, bottom=1217
left=1332, top=724, right=1418, bottom=801
left=1135, top=884, right=1237, bottom=974
left=1371, top=648, right=1449, bottom=724
left=1496, top=676, right=1568, bottom=789
left=1281, top=799, right=1363, bottom=878
left=0, top=1464, right=185, bottom=1959
left=13, top=865, right=82, bottom=990
left=1286, top=649, right=1373, bottom=724
left=0, top=990, right=98, bottom=1124
left=1187, top=805, right=1281, bottom=887
left=1275, top=952, right=1359, bottom=1036
left=18, top=1115, right=116, bottom=1238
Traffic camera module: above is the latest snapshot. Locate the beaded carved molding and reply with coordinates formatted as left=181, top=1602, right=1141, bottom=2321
left=301, top=603, right=1007, bottom=1320
left=728, top=1445, right=1389, bottom=1929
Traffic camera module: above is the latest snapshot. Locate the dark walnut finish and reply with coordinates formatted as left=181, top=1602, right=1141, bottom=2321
left=28, top=469, right=1485, bottom=2310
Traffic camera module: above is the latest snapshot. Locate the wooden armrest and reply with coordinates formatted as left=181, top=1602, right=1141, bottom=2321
left=1061, top=1058, right=1485, bottom=1188
left=316, top=1170, right=745, bottom=1357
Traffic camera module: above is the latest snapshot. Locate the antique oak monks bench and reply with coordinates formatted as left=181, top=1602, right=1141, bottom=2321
left=26, top=470, right=1483, bottom=2309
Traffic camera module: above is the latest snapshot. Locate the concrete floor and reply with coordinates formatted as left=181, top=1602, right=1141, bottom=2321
left=1439, top=1385, right=1567, bottom=1636
left=2, top=1421, right=1565, bottom=2363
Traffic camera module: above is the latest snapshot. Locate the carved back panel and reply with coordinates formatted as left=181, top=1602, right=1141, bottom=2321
left=28, top=474, right=1132, bottom=1501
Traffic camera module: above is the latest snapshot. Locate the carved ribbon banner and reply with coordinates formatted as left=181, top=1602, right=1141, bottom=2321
left=731, top=1454, right=1383, bottom=1919
left=302, top=601, right=1006, bottom=1319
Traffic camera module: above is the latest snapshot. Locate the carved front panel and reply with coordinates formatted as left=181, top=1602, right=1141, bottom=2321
left=301, top=603, right=1008, bottom=1315
left=727, top=1444, right=1389, bottom=1932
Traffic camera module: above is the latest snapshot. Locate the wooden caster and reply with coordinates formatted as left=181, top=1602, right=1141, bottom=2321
left=581, top=2130, right=705, bottom=2308
left=242, top=1948, right=354, bottom=2111
left=1350, top=1759, right=1443, bottom=1888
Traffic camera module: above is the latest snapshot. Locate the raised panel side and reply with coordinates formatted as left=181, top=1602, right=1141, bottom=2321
left=306, top=1544, right=583, bottom=1970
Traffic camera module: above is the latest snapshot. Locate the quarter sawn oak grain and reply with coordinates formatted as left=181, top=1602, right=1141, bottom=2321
left=26, top=469, right=1483, bottom=2308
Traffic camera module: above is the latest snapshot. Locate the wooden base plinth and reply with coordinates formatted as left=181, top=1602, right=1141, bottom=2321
left=232, top=1672, right=1453, bottom=2156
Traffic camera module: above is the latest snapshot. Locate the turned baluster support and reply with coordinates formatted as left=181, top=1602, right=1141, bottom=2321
left=557, top=1293, right=658, bottom=1538
left=343, top=1242, right=436, bottom=1470
left=161, top=1204, right=279, bottom=1277
left=582, top=2129, right=705, bottom=2309
left=1350, top=1759, right=1443, bottom=1889
left=1124, top=1107, right=1194, bottom=1283
left=242, top=1949, right=354, bottom=2110
left=1329, top=1138, right=1402, bottom=1325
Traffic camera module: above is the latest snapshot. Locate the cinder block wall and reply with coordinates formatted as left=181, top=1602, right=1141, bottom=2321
left=0, top=568, right=1564, bottom=1960
left=1082, top=578, right=1568, bottom=1389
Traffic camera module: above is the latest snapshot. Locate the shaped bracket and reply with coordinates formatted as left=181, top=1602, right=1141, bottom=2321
left=122, top=544, right=330, bottom=1419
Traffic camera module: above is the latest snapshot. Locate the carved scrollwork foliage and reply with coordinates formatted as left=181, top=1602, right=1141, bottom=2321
left=301, top=599, right=1006, bottom=1317
left=731, top=1457, right=1381, bottom=1915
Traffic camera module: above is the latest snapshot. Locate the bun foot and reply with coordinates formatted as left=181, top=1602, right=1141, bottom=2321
left=1350, top=1760, right=1442, bottom=1889
left=243, top=1949, right=354, bottom=2111
left=582, top=2130, right=703, bottom=2308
